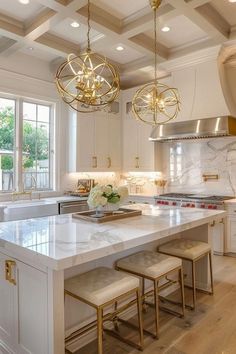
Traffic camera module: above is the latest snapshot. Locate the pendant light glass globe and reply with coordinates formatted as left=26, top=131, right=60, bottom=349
left=55, top=0, right=120, bottom=113
left=132, top=0, right=180, bottom=125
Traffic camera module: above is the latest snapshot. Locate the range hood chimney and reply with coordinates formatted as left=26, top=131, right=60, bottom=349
left=149, top=116, right=236, bottom=142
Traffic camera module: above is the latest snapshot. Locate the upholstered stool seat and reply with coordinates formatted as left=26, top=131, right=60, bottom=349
left=65, top=267, right=140, bottom=306
left=158, top=239, right=213, bottom=310
left=65, top=267, right=143, bottom=354
left=116, top=251, right=185, bottom=339
left=117, top=251, right=182, bottom=279
left=158, top=239, right=211, bottom=261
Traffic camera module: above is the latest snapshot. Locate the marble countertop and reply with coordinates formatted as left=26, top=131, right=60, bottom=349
left=0, top=204, right=226, bottom=270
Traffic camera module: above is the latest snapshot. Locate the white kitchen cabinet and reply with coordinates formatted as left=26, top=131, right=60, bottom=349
left=122, top=89, right=155, bottom=171
left=68, top=104, right=121, bottom=172
left=0, top=252, right=48, bottom=354
left=227, top=216, right=236, bottom=253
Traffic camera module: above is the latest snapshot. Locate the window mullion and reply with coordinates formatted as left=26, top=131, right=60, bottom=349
left=16, top=98, right=23, bottom=192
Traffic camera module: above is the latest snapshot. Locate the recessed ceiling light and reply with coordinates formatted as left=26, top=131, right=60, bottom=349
left=27, top=47, right=34, bottom=51
left=18, top=0, right=30, bottom=4
left=161, top=26, right=170, bottom=32
left=228, top=0, right=236, bottom=2
left=116, top=46, right=124, bottom=51
left=70, top=21, right=80, bottom=28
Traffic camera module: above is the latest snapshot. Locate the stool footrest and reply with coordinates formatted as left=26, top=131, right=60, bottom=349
left=116, top=317, right=157, bottom=339
left=104, top=327, right=143, bottom=351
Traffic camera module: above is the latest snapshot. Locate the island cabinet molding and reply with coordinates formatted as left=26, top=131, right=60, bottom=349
left=0, top=252, right=49, bottom=354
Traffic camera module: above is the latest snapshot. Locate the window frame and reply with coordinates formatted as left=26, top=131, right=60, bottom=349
left=0, top=93, right=55, bottom=193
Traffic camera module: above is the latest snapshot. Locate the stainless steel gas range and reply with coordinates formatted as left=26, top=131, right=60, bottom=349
left=154, top=193, right=234, bottom=210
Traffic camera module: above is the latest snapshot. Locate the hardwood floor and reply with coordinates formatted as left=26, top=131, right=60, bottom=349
left=75, top=255, right=236, bottom=354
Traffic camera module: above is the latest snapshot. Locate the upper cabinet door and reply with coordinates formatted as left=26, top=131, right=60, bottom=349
left=68, top=102, right=121, bottom=172
left=107, top=114, right=121, bottom=171
left=122, top=91, right=155, bottom=171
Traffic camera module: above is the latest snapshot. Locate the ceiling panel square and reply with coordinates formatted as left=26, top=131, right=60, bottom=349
left=0, top=0, right=44, bottom=22
left=91, top=36, right=145, bottom=64
left=94, top=0, right=149, bottom=20
left=211, top=0, right=236, bottom=26
left=145, top=15, right=209, bottom=49
left=50, top=18, right=102, bottom=46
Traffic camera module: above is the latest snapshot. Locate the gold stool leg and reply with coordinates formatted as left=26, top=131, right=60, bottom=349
left=179, top=267, right=185, bottom=317
left=97, top=307, right=103, bottom=354
left=113, top=301, right=119, bottom=331
left=192, top=260, right=196, bottom=310
left=209, top=252, right=214, bottom=294
left=137, top=289, right=144, bottom=350
left=154, top=280, right=159, bottom=339
left=141, top=277, right=148, bottom=313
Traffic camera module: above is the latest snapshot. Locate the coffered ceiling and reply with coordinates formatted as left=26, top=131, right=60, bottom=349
left=0, top=0, right=235, bottom=88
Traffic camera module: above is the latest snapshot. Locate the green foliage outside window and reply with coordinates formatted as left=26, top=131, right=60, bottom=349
left=0, top=106, right=49, bottom=170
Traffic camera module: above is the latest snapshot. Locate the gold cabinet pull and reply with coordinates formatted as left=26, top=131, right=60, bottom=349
left=5, top=260, right=16, bottom=285
left=210, top=220, right=216, bottom=227
left=107, top=157, right=111, bottom=168
left=92, top=156, right=97, bottom=168
left=135, top=156, right=139, bottom=169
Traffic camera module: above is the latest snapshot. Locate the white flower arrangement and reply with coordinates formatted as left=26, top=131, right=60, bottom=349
left=87, top=184, right=129, bottom=209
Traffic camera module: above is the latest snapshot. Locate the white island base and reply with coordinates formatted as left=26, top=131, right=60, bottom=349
left=0, top=204, right=226, bottom=354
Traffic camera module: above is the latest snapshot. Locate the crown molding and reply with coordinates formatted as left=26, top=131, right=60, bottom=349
left=159, top=45, right=221, bottom=72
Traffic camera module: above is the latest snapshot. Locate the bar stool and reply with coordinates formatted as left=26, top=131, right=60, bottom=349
left=64, top=267, right=144, bottom=354
left=116, top=251, right=185, bottom=339
left=158, top=239, right=213, bottom=310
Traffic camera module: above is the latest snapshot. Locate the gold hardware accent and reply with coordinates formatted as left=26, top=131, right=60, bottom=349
left=202, top=174, right=219, bottom=182
left=154, top=179, right=167, bottom=187
left=11, top=190, right=32, bottom=201
left=135, top=156, right=140, bottom=169
left=210, top=220, right=216, bottom=227
left=219, top=219, right=224, bottom=224
left=5, top=260, right=16, bottom=285
left=92, top=156, right=97, bottom=168
left=149, top=0, right=162, bottom=10
left=131, top=0, right=180, bottom=126
left=55, top=0, right=120, bottom=113
left=107, top=157, right=111, bottom=168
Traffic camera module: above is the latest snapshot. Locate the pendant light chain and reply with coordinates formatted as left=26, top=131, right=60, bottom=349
left=154, top=6, right=157, bottom=83
left=87, top=0, right=91, bottom=52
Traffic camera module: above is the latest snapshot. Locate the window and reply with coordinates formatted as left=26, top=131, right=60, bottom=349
left=0, top=95, right=54, bottom=193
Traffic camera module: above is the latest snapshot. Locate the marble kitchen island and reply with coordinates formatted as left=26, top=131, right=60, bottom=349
left=0, top=204, right=226, bottom=354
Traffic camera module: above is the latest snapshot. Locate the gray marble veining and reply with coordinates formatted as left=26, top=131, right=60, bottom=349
left=161, top=137, right=236, bottom=196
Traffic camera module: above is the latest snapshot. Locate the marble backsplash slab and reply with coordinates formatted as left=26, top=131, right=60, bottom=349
left=161, top=137, right=236, bottom=196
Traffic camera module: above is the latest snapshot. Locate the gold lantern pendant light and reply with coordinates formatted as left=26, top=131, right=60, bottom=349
left=132, top=0, right=180, bottom=125
left=55, top=0, right=120, bottom=113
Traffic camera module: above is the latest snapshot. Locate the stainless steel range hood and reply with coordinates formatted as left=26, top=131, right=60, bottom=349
left=149, top=116, right=236, bottom=142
